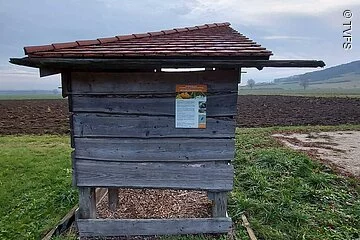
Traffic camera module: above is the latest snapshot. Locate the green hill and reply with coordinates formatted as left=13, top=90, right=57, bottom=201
left=239, top=60, right=360, bottom=97
left=274, top=60, right=360, bottom=84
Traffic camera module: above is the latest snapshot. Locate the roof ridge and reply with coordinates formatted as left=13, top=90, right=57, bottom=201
left=24, top=22, right=231, bottom=55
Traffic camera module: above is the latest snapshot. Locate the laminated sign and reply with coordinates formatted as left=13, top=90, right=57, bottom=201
left=175, top=84, right=207, bottom=128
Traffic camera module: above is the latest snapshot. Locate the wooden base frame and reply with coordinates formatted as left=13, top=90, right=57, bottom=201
left=76, top=187, right=231, bottom=237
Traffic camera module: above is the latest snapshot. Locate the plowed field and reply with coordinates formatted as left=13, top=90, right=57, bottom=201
left=1, top=96, right=360, bottom=135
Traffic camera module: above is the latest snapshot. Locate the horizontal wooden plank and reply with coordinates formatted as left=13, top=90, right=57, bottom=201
left=77, top=218, right=232, bottom=236
left=75, top=160, right=233, bottom=191
left=70, top=93, right=238, bottom=116
left=70, top=70, right=238, bottom=94
left=72, top=114, right=235, bottom=138
left=74, top=138, right=235, bottom=162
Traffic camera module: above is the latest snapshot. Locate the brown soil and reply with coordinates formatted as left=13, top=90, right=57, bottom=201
left=236, top=95, right=360, bottom=127
left=0, top=99, right=69, bottom=135
left=1, top=96, right=360, bottom=135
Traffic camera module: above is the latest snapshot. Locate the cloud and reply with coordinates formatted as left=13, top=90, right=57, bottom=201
left=0, top=73, right=60, bottom=90
left=0, top=0, right=359, bottom=89
left=0, top=65, right=60, bottom=90
left=187, top=0, right=359, bottom=25
left=263, top=36, right=316, bottom=41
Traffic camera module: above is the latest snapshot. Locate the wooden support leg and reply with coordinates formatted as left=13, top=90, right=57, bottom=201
left=71, top=151, right=76, bottom=187
left=209, top=191, right=227, bottom=217
left=108, top=188, right=119, bottom=211
left=78, top=187, right=96, bottom=219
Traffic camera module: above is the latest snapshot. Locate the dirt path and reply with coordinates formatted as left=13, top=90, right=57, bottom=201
left=273, top=131, right=360, bottom=177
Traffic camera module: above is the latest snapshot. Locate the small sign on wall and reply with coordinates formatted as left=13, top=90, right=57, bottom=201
left=175, top=84, right=207, bottom=128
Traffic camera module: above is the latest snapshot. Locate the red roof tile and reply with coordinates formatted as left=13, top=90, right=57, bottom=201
left=147, top=31, right=165, bottom=37
left=115, top=35, right=136, bottom=41
left=76, top=39, right=101, bottom=46
left=132, top=33, right=151, bottom=38
left=52, top=42, right=79, bottom=49
left=161, top=29, right=177, bottom=34
left=24, top=22, right=273, bottom=59
left=97, top=37, right=119, bottom=44
left=24, top=45, right=54, bottom=55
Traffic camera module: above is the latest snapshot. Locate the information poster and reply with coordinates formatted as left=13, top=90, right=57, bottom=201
left=175, top=84, right=207, bottom=128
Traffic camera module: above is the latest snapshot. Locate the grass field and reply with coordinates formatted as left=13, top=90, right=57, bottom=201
left=1, top=125, right=360, bottom=239
left=0, top=135, right=76, bottom=240
left=231, top=125, right=360, bottom=240
left=239, top=77, right=360, bottom=97
left=238, top=88, right=360, bottom=98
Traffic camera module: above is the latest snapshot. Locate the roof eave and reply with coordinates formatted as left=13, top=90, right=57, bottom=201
left=9, top=57, right=325, bottom=72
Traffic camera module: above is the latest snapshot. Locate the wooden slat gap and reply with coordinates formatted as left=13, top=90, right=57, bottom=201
left=73, top=135, right=235, bottom=139
left=74, top=156, right=233, bottom=162
left=67, top=91, right=238, bottom=95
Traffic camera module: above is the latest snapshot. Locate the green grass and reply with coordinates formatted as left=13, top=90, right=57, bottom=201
left=0, top=94, right=63, bottom=100
left=239, top=77, right=360, bottom=97
left=230, top=125, right=360, bottom=240
left=1, top=126, right=360, bottom=239
left=0, top=135, right=77, bottom=240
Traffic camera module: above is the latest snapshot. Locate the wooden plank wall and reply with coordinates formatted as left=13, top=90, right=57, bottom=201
left=77, top=218, right=232, bottom=236
left=66, top=69, right=238, bottom=191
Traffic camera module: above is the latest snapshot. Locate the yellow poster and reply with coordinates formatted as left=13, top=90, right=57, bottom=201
left=175, top=84, right=207, bottom=128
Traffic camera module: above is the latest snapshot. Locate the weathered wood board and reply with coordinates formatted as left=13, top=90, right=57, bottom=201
left=75, top=160, right=233, bottom=191
left=211, top=192, right=228, bottom=217
left=77, top=218, right=232, bottom=236
left=72, top=114, right=235, bottom=138
left=107, top=188, right=119, bottom=211
left=78, top=187, right=96, bottom=219
left=71, top=93, right=238, bottom=116
left=74, top=138, right=235, bottom=162
left=70, top=70, right=238, bottom=94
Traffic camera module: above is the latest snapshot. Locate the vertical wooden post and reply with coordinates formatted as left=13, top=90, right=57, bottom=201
left=78, top=187, right=96, bottom=219
left=209, top=192, right=227, bottom=217
left=71, top=151, right=76, bottom=187
left=108, top=188, right=119, bottom=211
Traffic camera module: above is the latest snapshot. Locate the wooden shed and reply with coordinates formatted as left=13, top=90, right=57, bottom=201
left=10, top=22, right=324, bottom=237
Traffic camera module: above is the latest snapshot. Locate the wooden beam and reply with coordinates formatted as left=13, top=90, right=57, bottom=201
left=72, top=114, right=235, bottom=138
left=108, top=188, right=119, bottom=211
left=42, top=205, right=77, bottom=240
left=75, top=160, right=233, bottom=191
left=71, top=93, right=238, bottom=116
left=78, top=187, right=96, bottom=219
left=74, top=138, right=235, bottom=162
left=10, top=57, right=325, bottom=70
left=60, top=71, right=71, bottom=98
left=210, top=192, right=228, bottom=217
left=242, top=214, right=258, bottom=240
left=39, top=67, right=61, bottom=77
left=77, top=218, right=232, bottom=236
left=69, top=114, right=75, bottom=149
left=238, top=67, right=242, bottom=83
left=71, top=151, right=76, bottom=187
left=70, top=70, right=238, bottom=94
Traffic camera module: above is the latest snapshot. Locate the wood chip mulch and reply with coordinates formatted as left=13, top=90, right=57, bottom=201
left=97, top=188, right=212, bottom=219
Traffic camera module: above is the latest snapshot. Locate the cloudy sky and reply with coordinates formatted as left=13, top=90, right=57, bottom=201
left=0, top=0, right=359, bottom=90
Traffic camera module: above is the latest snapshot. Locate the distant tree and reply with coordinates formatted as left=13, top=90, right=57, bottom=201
left=299, top=79, right=310, bottom=90
left=247, top=79, right=256, bottom=90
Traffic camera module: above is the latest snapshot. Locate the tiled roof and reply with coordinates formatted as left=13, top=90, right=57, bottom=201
left=24, top=22, right=272, bottom=59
